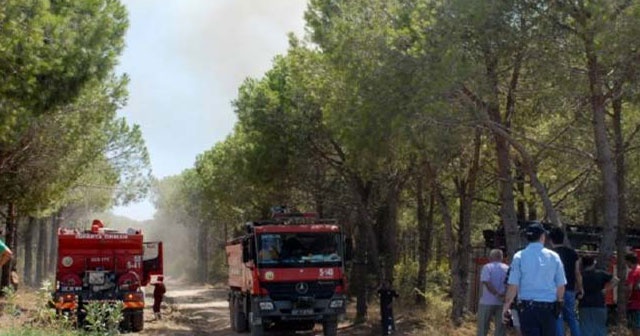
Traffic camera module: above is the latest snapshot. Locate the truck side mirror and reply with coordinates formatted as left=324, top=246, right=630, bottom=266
left=344, top=237, right=353, bottom=262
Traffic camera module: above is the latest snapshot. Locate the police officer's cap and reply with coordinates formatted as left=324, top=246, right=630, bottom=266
left=525, top=222, right=548, bottom=239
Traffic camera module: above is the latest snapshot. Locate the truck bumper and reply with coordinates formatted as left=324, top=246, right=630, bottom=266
left=250, top=295, right=346, bottom=324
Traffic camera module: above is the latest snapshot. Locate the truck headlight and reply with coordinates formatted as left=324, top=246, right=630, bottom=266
left=329, top=300, right=344, bottom=308
left=259, top=301, right=274, bottom=310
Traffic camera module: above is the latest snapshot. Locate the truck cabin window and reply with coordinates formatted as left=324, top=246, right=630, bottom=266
left=257, top=233, right=343, bottom=267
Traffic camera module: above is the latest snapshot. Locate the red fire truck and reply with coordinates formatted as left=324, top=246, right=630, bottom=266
left=226, top=210, right=350, bottom=336
left=53, top=220, right=163, bottom=332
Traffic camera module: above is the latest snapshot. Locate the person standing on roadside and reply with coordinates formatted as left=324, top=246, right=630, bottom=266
left=153, top=280, right=167, bottom=320
left=578, top=255, right=617, bottom=336
left=0, top=232, right=12, bottom=267
left=477, top=249, right=509, bottom=336
left=502, top=222, right=567, bottom=336
left=626, top=252, right=640, bottom=336
left=378, top=280, right=399, bottom=335
left=549, top=227, right=582, bottom=336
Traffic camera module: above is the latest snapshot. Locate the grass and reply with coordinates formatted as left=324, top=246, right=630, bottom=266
left=0, top=283, right=108, bottom=336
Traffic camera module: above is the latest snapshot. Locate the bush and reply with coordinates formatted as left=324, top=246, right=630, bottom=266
left=1, top=286, right=19, bottom=316
left=83, top=301, right=123, bottom=335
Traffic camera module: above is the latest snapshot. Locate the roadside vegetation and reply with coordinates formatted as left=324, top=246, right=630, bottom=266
left=151, top=0, right=640, bottom=329
left=3, top=0, right=640, bottom=334
left=0, top=282, right=123, bottom=336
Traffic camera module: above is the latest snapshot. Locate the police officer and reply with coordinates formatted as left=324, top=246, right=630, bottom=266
left=502, top=222, right=567, bottom=336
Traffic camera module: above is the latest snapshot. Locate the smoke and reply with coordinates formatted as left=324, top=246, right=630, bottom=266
left=112, top=0, right=310, bottom=280
left=118, top=0, right=308, bottom=179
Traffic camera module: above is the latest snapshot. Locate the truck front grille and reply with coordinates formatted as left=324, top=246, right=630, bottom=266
left=262, top=281, right=336, bottom=301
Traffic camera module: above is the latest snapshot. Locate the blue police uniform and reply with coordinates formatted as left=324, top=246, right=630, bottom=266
left=507, top=224, right=566, bottom=336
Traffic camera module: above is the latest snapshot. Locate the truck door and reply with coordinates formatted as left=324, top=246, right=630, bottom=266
left=143, top=242, right=164, bottom=286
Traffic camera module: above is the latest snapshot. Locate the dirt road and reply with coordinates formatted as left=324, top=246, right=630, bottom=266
left=134, top=284, right=380, bottom=336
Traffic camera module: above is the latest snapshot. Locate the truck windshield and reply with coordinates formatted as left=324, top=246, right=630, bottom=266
left=257, top=232, right=343, bottom=267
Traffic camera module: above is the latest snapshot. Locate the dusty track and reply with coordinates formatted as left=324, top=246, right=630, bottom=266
left=133, top=283, right=387, bottom=336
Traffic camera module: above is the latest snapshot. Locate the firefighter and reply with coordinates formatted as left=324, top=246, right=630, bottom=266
left=378, top=280, right=399, bottom=335
left=153, top=279, right=167, bottom=320
left=91, top=219, right=104, bottom=233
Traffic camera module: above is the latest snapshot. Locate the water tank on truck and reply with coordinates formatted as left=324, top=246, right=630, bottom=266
left=53, top=219, right=164, bottom=332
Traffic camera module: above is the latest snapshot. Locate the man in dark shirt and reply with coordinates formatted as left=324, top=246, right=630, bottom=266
left=153, top=280, right=167, bottom=320
left=378, top=280, right=399, bottom=335
left=549, top=227, right=582, bottom=336
left=579, top=255, right=617, bottom=336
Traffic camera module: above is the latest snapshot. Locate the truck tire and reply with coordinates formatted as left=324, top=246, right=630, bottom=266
left=131, top=311, right=144, bottom=332
left=232, top=296, right=248, bottom=332
left=229, top=296, right=237, bottom=331
left=322, top=319, right=338, bottom=336
left=119, top=313, right=131, bottom=331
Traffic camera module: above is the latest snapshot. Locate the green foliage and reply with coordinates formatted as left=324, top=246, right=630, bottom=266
left=155, top=0, right=640, bottom=323
left=1, top=285, right=19, bottom=316
left=393, top=259, right=419, bottom=299
left=0, top=0, right=128, bottom=142
left=83, top=301, right=123, bottom=335
left=0, top=0, right=150, bottom=220
left=0, top=328, right=81, bottom=336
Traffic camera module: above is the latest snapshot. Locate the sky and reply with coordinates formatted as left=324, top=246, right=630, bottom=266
left=112, top=0, right=308, bottom=221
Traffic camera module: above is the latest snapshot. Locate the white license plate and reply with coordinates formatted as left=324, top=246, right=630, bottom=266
left=292, top=309, right=314, bottom=315
left=88, top=272, right=105, bottom=285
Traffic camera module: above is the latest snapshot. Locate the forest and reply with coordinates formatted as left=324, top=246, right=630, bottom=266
left=3, top=0, right=640, bottom=331
left=0, top=0, right=151, bottom=295
left=151, top=0, right=640, bottom=325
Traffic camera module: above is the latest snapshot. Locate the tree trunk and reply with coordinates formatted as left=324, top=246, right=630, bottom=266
left=352, top=222, right=369, bottom=324
left=451, top=129, right=481, bottom=325
left=47, top=214, right=60, bottom=277
left=1, top=202, right=17, bottom=290
left=485, top=123, right=562, bottom=228
left=377, top=185, right=400, bottom=282
left=35, top=218, right=48, bottom=285
left=584, top=36, right=618, bottom=268
left=479, top=50, right=519, bottom=259
left=433, top=179, right=460, bottom=325
left=24, top=216, right=35, bottom=287
left=198, top=222, right=210, bottom=283
left=515, top=160, right=526, bottom=221
left=613, top=83, right=628, bottom=325
left=415, top=176, right=428, bottom=305
left=351, top=176, right=380, bottom=323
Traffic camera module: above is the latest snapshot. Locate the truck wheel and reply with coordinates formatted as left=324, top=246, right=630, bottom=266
left=232, top=296, right=248, bottom=332
left=322, top=319, right=338, bottom=336
left=119, top=313, right=132, bottom=331
left=230, top=297, right=237, bottom=331
left=131, top=312, right=144, bottom=332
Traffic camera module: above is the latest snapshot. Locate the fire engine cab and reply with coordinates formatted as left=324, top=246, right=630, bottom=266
left=226, top=208, right=350, bottom=336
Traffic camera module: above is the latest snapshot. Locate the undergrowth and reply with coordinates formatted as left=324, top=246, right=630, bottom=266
left=0, top=281, right=123, bottom=336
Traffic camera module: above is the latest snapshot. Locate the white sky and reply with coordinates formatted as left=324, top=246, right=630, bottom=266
left=112, top=0, right=308, bottom=221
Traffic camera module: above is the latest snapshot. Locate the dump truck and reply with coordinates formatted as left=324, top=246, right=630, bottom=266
left=53, top=219, right=164, bottom=332
left=226, top=209, right=350, bottom=336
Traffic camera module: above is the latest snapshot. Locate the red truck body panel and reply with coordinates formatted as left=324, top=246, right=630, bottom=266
left=53, top=224, right=163, bottom=332
left=226, top=212, right=348, bottom=334
left=57, top=228, right=145, bottom=289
